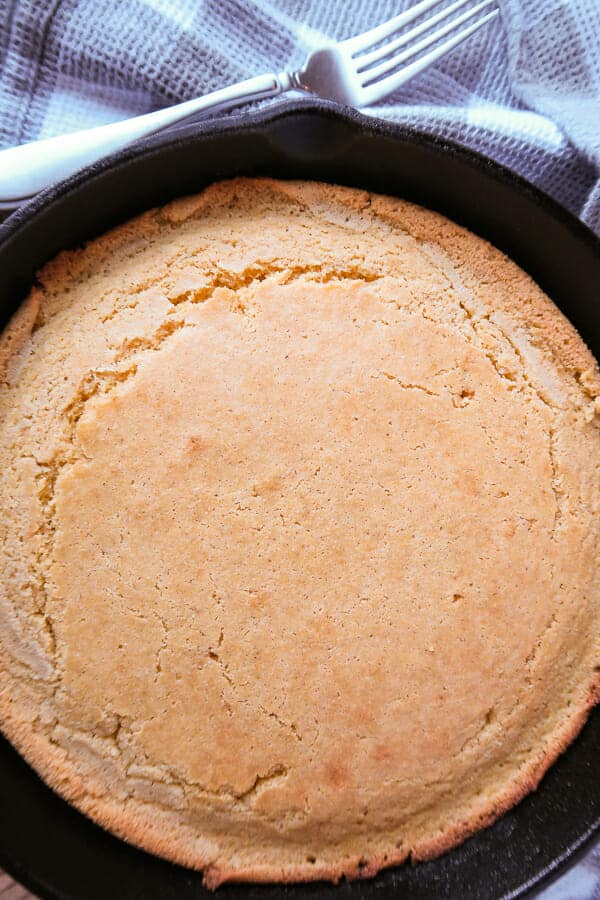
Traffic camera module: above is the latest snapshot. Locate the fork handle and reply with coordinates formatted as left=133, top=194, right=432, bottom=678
left=0, top=72, right=292, bottom=206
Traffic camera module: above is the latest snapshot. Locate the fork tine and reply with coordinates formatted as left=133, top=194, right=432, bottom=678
left=342, top=0, right=446, bottom=55
left=356, top=0, right=476, bottom=71
left=361, top=9, right=499, bottom=105
left=361, top=0, right=495, bottom=85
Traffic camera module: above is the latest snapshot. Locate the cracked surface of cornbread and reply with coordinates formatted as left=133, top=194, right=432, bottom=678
left=0, top=179, right=599, bottom=887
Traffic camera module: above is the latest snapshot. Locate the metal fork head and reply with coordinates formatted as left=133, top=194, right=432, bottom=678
left=297, top=0, right=499, bottom=107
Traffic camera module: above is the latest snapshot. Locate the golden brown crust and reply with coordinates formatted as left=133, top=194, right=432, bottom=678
left=0, top=178, right=599, bottom=887
left=0, top=288, right=40, bottom=383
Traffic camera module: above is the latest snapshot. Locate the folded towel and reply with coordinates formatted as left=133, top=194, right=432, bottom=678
left=1, top=0, right=599, bottom=233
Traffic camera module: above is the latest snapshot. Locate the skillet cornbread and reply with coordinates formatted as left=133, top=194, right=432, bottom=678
left=0, top=179, right=599, bottom=887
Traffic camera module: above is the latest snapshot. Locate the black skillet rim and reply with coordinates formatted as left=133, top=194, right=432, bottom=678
left=0, top=98, right=598, bottom=900
left=3, top=98, right=600, bottom=259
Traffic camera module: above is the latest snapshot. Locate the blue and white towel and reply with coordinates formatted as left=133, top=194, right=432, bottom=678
left=1, top=0, right=600, bottom=234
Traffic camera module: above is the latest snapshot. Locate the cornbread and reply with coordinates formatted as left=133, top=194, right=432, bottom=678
left=0, top=179, right=599, bottom=888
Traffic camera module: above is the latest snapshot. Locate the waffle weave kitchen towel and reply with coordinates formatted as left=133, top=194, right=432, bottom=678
left=1, top=0, right=600, bottom=232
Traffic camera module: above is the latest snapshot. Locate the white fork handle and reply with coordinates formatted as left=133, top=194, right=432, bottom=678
left=0, top=72, right=290, bottom=205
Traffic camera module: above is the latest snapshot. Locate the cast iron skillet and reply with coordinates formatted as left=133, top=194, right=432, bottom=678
left=0, top=100, right=598, bottom=900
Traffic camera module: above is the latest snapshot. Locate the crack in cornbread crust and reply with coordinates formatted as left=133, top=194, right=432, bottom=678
left=0, top=179, right=599, bottom=887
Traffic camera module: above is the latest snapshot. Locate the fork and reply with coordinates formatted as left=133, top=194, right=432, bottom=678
left=0, top=0, right=498, bottom=207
